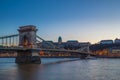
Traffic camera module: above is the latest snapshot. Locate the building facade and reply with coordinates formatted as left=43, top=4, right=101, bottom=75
left=100, top=40, right=113, bottom=44
left=37, top=36, right=91, bottom=50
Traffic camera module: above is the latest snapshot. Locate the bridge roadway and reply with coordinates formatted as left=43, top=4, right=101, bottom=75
left=41, top=49, right=89, bottom=54
left=0, top=47, right=89, bottom=55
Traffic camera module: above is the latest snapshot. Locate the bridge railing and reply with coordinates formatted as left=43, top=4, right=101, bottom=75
left=0, top=34, right=19, bottom=47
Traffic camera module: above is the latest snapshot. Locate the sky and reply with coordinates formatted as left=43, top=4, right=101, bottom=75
left=0, top=0, right=120, bottom=44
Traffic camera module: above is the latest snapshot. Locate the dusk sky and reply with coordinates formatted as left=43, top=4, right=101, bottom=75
left=0, top=0, right=120, bottom=43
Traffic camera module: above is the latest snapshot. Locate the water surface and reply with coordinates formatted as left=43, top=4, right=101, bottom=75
left=0, top=58, right=120, bottom=80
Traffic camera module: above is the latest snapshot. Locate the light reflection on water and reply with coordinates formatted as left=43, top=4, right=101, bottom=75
left=0, top=58, right=120, bottom=80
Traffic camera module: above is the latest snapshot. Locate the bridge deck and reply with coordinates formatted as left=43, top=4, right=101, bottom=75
left=0, top=47, right=89, bottom=55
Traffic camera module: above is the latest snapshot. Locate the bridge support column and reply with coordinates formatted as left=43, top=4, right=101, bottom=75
left=12, top=37, right=14, bottom=46
left=78, top=54, right=88, bottom=59
left=2, top=38, right=3, bottom=46
left=15, top=49, right=41, bottom=64
left=9, top=37, right=11, bottom=46
left=6, top=38, right=7, bottom=46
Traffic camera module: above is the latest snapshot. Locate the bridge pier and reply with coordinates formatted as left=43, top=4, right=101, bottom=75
left=15, top=25, right=41, bottom=64
left=16, top=49, right=41, bottom=63
left=78, top=54, right=88, bottom=59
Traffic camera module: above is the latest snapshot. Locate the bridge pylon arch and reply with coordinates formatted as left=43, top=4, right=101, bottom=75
left=16, top=25, right=41, bottom=63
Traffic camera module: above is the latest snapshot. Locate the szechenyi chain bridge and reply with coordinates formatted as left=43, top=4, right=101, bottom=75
left=0, top=25, right=91, bottom=63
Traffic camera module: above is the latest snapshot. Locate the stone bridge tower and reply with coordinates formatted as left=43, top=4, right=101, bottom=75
left=16, top=25, right=41, bottom=63
left=18, top=25, right=37, bottom=48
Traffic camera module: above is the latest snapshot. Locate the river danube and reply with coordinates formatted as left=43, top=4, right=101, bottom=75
left=0, top=58, right=120, bottom=80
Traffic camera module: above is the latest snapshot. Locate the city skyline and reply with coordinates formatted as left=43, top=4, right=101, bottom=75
left=1, top=0, right=120, bottom=43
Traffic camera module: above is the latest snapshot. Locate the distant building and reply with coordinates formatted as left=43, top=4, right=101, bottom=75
left=41, top=40, right=55, bottom=49
left=100, top=40, right=113, bottom=44
left=79, top=42, right=91, bottom=47
left=37, top=37, right=91, bottom=50
left=58, top=36, right=62, bottom=44
left=114, top=38, right=120, bottom=44
left=66, top=40, right=79, bottom=46
left=67, top=40, right=78, bottom=43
